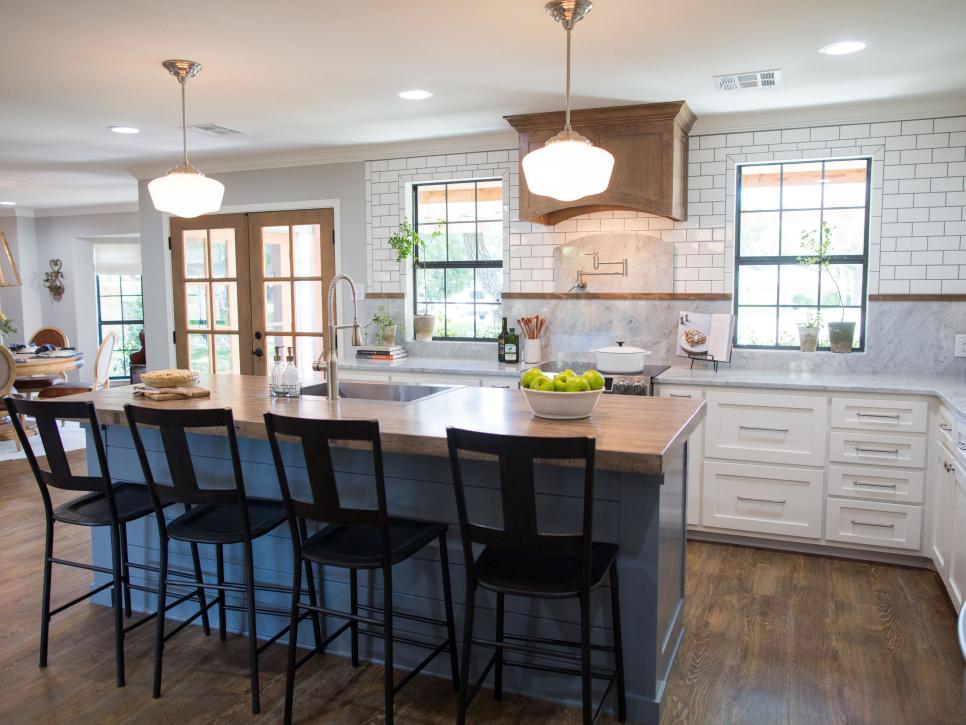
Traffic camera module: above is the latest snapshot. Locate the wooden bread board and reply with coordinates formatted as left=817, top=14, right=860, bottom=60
left=136, top=386, right=211, bottom=401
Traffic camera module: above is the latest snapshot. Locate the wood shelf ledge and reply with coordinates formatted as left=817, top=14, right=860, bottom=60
left=503, top=292, right=732, bottom=301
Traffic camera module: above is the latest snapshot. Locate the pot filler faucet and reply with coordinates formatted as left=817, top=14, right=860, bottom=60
left=314, top=273, right=363, bottom=401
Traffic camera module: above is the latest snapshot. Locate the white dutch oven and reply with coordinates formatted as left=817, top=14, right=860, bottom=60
left=592, top=341, right=650, bottom=373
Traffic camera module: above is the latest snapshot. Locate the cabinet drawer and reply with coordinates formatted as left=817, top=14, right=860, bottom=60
left=704, top=391, right=827, bottom=466
left=828, top=431, right=926, bottom=469
left=829, top=397, right=927, bottom=433
left=701, top=460, right=823, bottom=538
left=825, top=499, right=922, bottom=551
left=657, top=386, right=705, bottom=400
left=938, top=407, right=956, bottom=447
left=827, top=464, right=924, bottom=504
left=955, top=421, right=966, bottom=464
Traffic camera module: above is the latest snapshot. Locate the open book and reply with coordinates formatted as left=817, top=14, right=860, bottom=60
left=676, top=311, right=735, bottom=363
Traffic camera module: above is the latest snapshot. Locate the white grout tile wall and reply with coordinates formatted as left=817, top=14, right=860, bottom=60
left=365, top=114, right=966, bottom=296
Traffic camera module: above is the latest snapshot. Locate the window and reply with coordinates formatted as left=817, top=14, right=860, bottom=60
left=96, top=274, right=144, bottom=379
left=413, top=179, right=503, bottom=340
left=734, top=158, right=870, bottom=350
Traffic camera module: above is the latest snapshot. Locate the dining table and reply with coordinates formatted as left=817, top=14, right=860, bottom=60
left=1, top=350, right=85, bottom=446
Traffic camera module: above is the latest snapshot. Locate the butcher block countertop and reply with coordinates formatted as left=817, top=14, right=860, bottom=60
left=70, top=373, right=705, bottom=475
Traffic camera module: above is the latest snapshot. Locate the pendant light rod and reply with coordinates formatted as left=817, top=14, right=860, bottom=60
left=180, top=76, right=188, bottom=165
left=545, top=0, right=591, bottom=130
left=564, top=26, right=572, bottom=131
left=161, top=59, right=203, bottom=169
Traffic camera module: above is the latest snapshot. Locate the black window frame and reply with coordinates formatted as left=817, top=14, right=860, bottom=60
left=733, top=157, right=872, bottom=351
left=412, top=178, right=504, bottom=341
left=95, top=274, right=144, bottom=380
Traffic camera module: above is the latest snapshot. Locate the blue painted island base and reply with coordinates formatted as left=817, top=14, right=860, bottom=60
left=87, top=424, right=687, bottom=724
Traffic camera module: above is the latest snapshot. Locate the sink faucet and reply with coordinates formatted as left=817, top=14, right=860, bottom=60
left=317, top=273, right=363, bottom=401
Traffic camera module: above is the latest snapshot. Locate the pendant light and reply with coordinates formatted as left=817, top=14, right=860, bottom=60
left=521, top=0, right=614, bottom=202
left=148, top=60, right=225, bottom=218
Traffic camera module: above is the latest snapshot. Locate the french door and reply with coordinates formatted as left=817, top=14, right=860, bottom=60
left=170, top=208, right=335, bottom=376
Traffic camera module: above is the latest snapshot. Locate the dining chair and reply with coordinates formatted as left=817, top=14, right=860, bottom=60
left=0, top=345, right=24, bottom=450
left=15, top=326, right=73, bottom=393
left=30, top=326, right=70, bottom=348
left=38, top=331, right=117, bottom=399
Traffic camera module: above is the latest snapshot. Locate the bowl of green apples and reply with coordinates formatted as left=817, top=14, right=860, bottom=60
left=519, top=367, right=606, bottom=420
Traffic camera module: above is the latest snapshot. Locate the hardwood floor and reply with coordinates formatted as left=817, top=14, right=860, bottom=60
left=0, top=451, right=961, bottom=724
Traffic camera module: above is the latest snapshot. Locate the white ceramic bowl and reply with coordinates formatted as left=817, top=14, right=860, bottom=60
left=521, top=386, right=604, bottom=420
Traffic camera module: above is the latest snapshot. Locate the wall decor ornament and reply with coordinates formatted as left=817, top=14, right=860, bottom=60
left=43, top=258, right=65, bottom=301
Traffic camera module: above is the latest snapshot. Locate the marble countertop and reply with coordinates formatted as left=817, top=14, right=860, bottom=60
left=340, top=356, right=523, bottom=378
left=655, top=366, right=966, bottom=419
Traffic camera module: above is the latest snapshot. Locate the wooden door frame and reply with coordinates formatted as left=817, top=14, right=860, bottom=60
left=247, top=208, right=336, bottom=375
left=169, top=213, right=254, bottom=374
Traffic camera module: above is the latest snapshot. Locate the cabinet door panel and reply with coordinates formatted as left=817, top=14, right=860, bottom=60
left=830, top=397, right=928, bottom=433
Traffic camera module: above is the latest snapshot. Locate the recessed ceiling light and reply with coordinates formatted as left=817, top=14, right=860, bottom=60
left=819, top=41, right=867, bottom=56
left=0, top=201, right=16, bottom=206
left=398, top=89, right=433, bottom=100
left=109, top=125, right=140, bottom=134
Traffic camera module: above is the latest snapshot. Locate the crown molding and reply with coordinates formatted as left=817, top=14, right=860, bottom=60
left=0, top=207, right=36, bottom=219
left=128, top=130, right=518, bottom=179
left=32, top=202, right=139, bottom=218
left=692, top=93, right=966, bottom=136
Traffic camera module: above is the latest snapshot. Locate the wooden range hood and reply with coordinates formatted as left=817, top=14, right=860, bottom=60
left=505, top=101, right=696, bottom=225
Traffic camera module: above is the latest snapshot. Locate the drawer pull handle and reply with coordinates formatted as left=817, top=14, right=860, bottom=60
left=854, top=447, right=899, bottom=455
left=736, top=496, right=786, bottom=505
left=850, top=520, right=895, bottom=529
left=856, top=412, right=901, bottom=420
left=853, top=481, right=898, bottom=489
left=739, top=425, right=789, bottom=433
left=669, top=393, right=691, bottom=398
left=940, top=423, right=953, bottom=432
left=945, top=462, right=955, bottom=473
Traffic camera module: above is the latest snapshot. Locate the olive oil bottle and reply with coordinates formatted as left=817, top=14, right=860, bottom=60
left=497, top=317, right=508, bottom=362
left=503, top=327, right=519, bottom=364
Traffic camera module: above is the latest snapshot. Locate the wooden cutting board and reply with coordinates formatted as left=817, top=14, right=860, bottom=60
left=135, top=386, right=211, bottom=401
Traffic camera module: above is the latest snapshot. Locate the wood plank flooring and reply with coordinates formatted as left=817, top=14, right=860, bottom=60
left=0, top=451, right=961, bottom=724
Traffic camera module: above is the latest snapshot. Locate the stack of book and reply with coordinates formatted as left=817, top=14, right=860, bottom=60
left=355, top=345, right=408, bottom=362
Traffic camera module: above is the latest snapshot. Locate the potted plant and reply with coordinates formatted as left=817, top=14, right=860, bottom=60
left=368, top=306, right=397, bottom=347
left=388, top=219, right=441, bottom=340
left=798, top=221, right=855, bottom=353
left=797, top=311, right=821, bottom=352
left=0, top=312, right=17, bottom=346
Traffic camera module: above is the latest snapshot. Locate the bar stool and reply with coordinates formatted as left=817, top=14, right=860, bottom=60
left=4, top=396, right=208, bottom=687
left=124, top=404, right=323, bottom=714
left=445, top=427, right=626, bottom=725
left=264, top=413, right=460, bottom=725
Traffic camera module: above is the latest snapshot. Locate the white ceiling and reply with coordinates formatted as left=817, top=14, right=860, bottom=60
left=2, top=0, right=965, bottom=210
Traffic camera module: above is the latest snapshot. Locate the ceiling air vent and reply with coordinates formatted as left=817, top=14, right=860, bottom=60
left=713, top=69, right=782, bottom=92
left=189, top=123, right=242, bottom=137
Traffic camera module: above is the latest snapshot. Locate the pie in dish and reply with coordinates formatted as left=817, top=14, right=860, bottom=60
left=140, top=369, right=199, bottom=389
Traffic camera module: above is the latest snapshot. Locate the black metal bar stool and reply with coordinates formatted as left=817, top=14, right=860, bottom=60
left=445, top=427, right=626, bottom=725
left=124, top=403, right=323, bottom=714
left=4, top=396, right=209, bottom=687
left=264, top=413, right=460, bottom=725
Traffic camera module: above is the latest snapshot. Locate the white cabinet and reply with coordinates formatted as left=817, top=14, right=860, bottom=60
left=656, top=385, right=705, bottom=527
left=701, top=460, right=823, bottom=539
left=947, top=463, right=966, bottom=610
left=828, top=430, right=926, bottom=469
left=830, top=397, right=928, bottom=433
left=704, top=391, right=827, bottom=466
left=825, top=498, right=922, bottom=551
left=827, top=464, right=924, bottom=504
left=932, top=444, right=957, bottom=578
left=938, top=406, right=956, bottom=448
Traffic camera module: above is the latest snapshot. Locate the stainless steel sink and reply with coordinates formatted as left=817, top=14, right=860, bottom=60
left=301, top=380, right=458, bottom=403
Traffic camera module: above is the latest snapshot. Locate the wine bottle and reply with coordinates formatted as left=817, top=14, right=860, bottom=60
left=498, top=317, right=508, bottom=362
left=504, top=327, right=519, bottom=364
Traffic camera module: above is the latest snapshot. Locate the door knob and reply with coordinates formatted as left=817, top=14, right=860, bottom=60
left=254, top=331, right=263, bottom=340
left=253, top=348, right=264, bottom=358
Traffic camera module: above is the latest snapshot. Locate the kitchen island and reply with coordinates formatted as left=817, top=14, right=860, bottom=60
left=74, top=374, right=704, bottom=724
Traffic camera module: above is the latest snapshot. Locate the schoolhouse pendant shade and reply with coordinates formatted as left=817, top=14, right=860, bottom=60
left=148, top=163, right=225, bottom=218
left=521, top=0, right=613, bottom=202
left=522, top=129, right=614, bottom=202
left=149, top=59, right=224, bottom=218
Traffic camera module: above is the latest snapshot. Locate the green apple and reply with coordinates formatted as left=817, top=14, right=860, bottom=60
left=560, top=368, right=577, bottom=379
left=553, top=374, right=572, bottom=392
left=582, top=369, right=605, bottom=391
left=531, top=375, right=555, bottom=392
left=520, top=368, right=543, bottom=389
left=564, top=376, right=591, bottom=392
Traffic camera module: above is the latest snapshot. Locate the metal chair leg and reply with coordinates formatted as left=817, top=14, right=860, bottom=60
left=243, top=541, right=260, bottom=714
left=438, top=533, right=460, bottom=691
left=109, top=524, right=126, bottom=687
left=383, top=564, right=394, bottom=725
left=39, top=519, right=54, bottom=668
left=153, top=537, right=169, bottom=699
left=188, top=540, right=211, bottom=636
left=118, top=522, right=133, bottom=618
left=283, top=549, right=303, bottom=725
left=457, top=582, right=476, bottom=725
left=297, top=520, right=323, bottom=651
left=216, top=544, right=227, bottom=641
left=350, top=568, right=359, bottom=667
left=610, top=561, right=627, bottom=722
left=494, top=592, right=504, bottom=701
left=579, top=590, right=592, bottom=725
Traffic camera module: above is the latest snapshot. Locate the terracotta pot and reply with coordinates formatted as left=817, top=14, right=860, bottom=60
left=797, top=326, right=819, bottom=352
left=827, top=321, right=856, bottom=353
left=413, top=314, right=435, bottom=342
